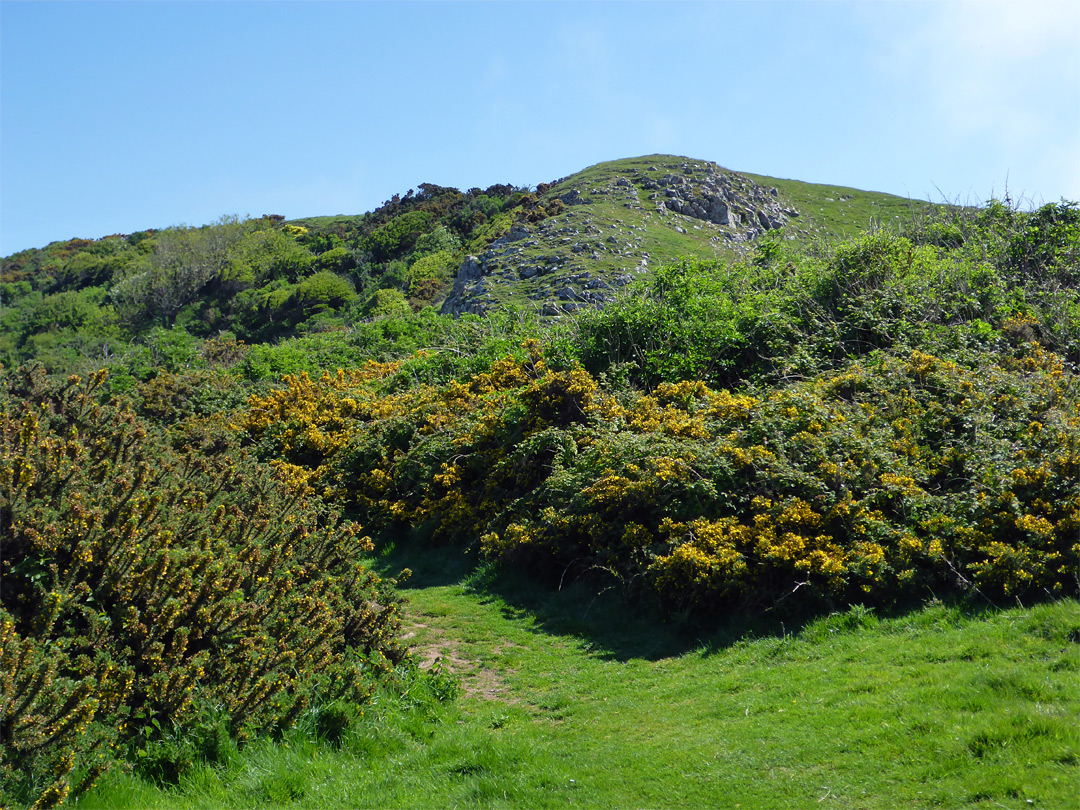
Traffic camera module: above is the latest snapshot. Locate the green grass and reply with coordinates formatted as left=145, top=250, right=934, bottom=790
left=455, top=155, right=951, bottom=315
left=77, top=543, right=1079, bottom=810
left=286, top=214, right=366, bottom=229
left=742, top=172, right=939, bottom=241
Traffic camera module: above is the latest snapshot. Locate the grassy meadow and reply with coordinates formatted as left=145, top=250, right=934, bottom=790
left=77, top=547, right=1079, bottom=809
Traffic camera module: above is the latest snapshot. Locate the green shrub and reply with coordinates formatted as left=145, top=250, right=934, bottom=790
left=362, top=288, right=412, bottom=320
left=312, top=246, right=358, bottom=274
left=237, top=340, right=1079, bottom=618
left=295, top=271, right=355, bottom=315
left=361, top=212, right=432, bottom=263
left=0, top=366, right=406, bottom=808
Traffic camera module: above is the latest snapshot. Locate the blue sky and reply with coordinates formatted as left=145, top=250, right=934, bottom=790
left=2, top=0, right=1078, bottom=256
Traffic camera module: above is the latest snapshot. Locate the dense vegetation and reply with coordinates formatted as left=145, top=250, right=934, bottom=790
left=0, top=366, right=417, bottom=808
left=233, top=201, right=1079, bottom=619
left=2, top=173, right=1078, bottom=808
left=0, top=182, right=538, bottom=375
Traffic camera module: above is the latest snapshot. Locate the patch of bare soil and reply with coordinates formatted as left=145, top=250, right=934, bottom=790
left=401, top=618, right=517, bottom=703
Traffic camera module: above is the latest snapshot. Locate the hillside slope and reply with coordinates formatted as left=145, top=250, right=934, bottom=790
left=441, top=155, right=929, bottom=316
left=1, top=155, right=938, bottom=376
left=3, top=157, right=1078, bottom=809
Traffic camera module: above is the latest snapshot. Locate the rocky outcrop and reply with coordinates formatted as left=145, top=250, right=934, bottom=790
left=642, top=161, right=797, bottom=238
left=440, top=254, right=496, bottom=316
left=441, top=157, right=801, bottom=318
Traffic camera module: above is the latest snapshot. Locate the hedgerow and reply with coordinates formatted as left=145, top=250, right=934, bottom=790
left=1, top=366, right=406, bottom=809
left=236, top=334, right=1078, bottom=617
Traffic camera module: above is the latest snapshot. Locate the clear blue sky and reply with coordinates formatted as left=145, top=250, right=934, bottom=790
left=2, top=0, right=1078, bottom=256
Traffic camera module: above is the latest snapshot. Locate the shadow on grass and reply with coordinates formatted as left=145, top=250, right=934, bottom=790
left=369, top=531, right=777, bottom=661
left=374, top=539, right=477, bottom=590
left=369, top=530, right=1005, bottom=663
left=468, top=562, right=829, bottom=662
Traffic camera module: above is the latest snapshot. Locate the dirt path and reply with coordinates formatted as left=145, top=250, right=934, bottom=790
left=399, top=587, right=518, bottom=703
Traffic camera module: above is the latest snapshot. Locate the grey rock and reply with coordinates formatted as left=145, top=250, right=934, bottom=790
left=556, top=286, right=580, bottom=301
left=459, top=256, right=483, bottom=280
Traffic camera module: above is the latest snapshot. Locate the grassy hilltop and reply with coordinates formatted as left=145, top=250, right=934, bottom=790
left=2, top=157, right=1078, bottom=809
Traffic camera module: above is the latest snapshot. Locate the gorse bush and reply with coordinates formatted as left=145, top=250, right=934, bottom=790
left=236, top=338, right=1078, bottom=616
left=191, top=204, right=1063, bottom=628
left=3, top=196, right=1078, bottom=807
left=0, top=366, right=406, bottom=808
left=230, top=201, right=1079, bottom=617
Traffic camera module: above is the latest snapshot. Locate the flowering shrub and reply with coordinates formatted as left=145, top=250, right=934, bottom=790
left=8, top=184, right=1076, bottom=806
left=235, top=333, right=1078, bottom=618
left=1, top=367, right=405, bottom=808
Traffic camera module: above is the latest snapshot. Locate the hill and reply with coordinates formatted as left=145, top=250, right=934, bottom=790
left=0, top=155, right=936, bottom=374
left=2, top=156, right=1078, bottom=809
left=440, top=155, right=928, bottom=316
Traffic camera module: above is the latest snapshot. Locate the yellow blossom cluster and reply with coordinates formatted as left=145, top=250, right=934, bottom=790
left=232, top=340, right=1078, bottom=613
left=3, top=366, right=406, bottom=808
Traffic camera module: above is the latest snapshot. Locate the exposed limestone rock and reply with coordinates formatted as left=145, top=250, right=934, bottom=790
left=441, top=157, right=802, bottom=318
